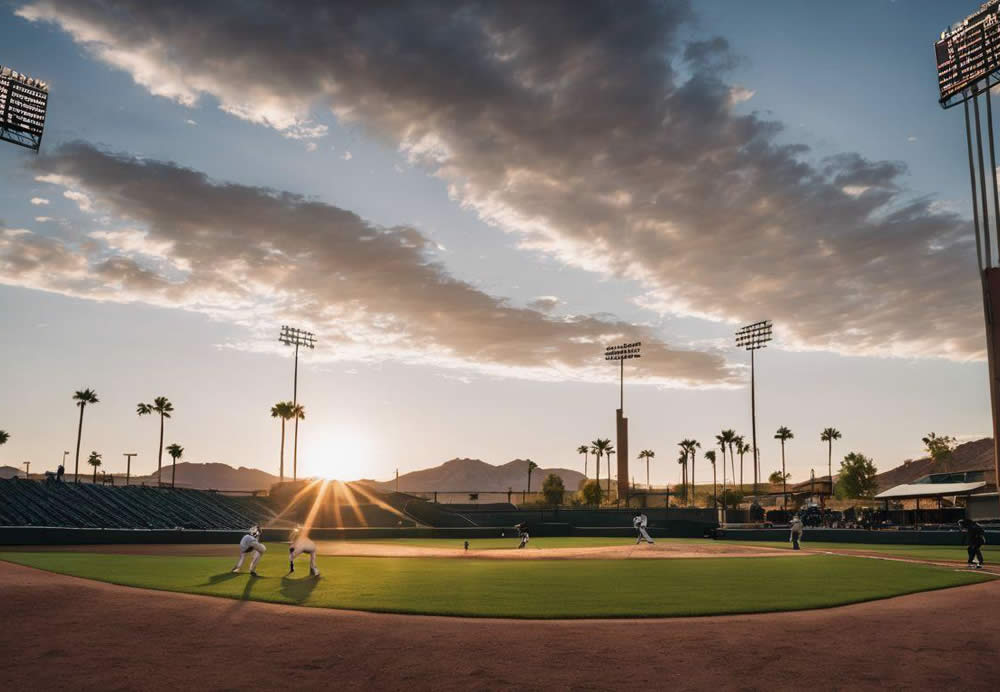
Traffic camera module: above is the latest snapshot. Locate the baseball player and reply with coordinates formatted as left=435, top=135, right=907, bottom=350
left=633, top=511, right=655, bottom=544
left=959, top=518, right=986, bottom=569
left=515, top=522, right=530, bottom=549
left=287, top=526, right=320, bottom=577
left=232, top=524, right=266, bottom=576
left=789, top=514, right=804, bottom=550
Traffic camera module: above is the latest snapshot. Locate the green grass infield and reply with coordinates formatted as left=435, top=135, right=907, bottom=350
left=1, top=551, right=992, bottom=619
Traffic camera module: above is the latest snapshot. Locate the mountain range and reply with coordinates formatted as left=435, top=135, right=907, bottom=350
left=368, top=458, right=587, bottom=493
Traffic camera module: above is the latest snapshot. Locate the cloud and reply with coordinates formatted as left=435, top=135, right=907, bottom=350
left=30, top=197, right=49, bottom=205
left=305, top=141, right=317, bottom=152
left=341, top=150, right=352, bottom=161
left=34, top=216, right=53, bottom=222
left=185, top=118, right=197, bottom=126
left=62, top=189, right=93, bottom=212
left=17, top=0, right=984, bottom=360
left=528, top=296, right=561, bottom=311
left=728, top=86, right=755, bottom=105
left=0, top=142, right=733, bottom=385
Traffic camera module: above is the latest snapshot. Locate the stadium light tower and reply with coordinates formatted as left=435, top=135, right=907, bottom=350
left=0, top=65, right=49, bottom=152
left=934, top=1, right=1000, bottom=513
left=605, top=341, right=641, bottom=499
left=279, top=325, right=316, bottom=482
left=735, top=320, right=772, bottom=498
left=123, top=452, right=137, bottom=485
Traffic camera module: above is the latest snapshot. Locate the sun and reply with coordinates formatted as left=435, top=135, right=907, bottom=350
left=300, top=426, right=373, bottom=481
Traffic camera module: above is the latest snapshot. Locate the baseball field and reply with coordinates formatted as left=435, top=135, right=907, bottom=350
left=0, top=537, right=993, bottom=618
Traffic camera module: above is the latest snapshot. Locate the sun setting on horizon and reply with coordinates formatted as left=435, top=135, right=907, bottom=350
left=300, top=426, right=374, bottom=482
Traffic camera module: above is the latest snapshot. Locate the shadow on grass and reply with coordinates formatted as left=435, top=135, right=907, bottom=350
left=201, top=572, right=241, bottom=587
left=280, top=575, right=320, bottom=604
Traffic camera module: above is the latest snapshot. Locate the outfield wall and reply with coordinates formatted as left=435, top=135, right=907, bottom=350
left=715, top=528, right=1000, bottom=545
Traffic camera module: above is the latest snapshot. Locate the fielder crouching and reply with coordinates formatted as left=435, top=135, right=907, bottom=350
left=232, top=524, right=266, bottom=576
left=288, top=526, right=320, bottom=577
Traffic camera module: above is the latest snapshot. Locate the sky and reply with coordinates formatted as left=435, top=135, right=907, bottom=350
left=0, top=0, right=992, bottom=487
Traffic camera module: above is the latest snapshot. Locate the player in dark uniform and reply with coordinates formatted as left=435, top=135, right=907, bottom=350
left=959, top=518, right=986, bottom=569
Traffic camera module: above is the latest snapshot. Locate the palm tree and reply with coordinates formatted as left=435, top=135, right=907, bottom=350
left=721, top=429, right=738, bottom=488
left=165, top=443, right=184, bottom=488
left=774, top=426, right=794, bottom=509
left=715, top=432, right=728, bottom=490
left=820, top=428, right=842, bottom=500
left=87, top=450, right=102, bottom=483
left=0, top=430, right=9, bottom=446
left=678, top=439, right=700, bottom=505
left=605, top=445, right=615, bottom=496
left=676, top=450, right=688, bottom=505
left=638, top=449, right=655, bottom=489
left=577, top=445, right=590, bottom=479
left=526, top=459, right=538, bottom=493
left=72, top=388, right=99, bottom=483
left=271, top=401, right=293, bottom=482
left=137, top=396, right=173, bottom=484
left=734, top=435, right=750, bottom=491
left=688, top=440, right=700, bottom=505
left=289, top=403, right=305, bottom=480
left=591, top=438, right=612, bottom=496
left=705, top=450, right=717, bottom=510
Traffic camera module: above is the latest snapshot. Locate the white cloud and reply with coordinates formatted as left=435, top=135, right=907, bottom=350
left=63, top=189, right=93, bottom=212
left=728, top=85, right=755, bottom=105
left=341, top=150, right=353, bottom=161
left=30, top=197, right=49, bottom=206
left=34, top=216, right=53, bottom=223
left=305, top=141, right=317, bottom=152
left=185, top=119, right=197, bottom=126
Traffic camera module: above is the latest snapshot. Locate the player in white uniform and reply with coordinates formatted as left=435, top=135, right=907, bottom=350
left=232, top=525, right=266, bottom=576
left=515, top=522, right=530, bottom=548
left=789, top=515, right=804, bottom=550
left=287, top=526, right=320, bottom=577
left=633, top=512, right=655, bottom=544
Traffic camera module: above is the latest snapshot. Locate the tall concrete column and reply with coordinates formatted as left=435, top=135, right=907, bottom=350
left=617, top=408, right=629, bottom=500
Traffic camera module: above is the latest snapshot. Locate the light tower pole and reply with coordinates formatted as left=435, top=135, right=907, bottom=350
left=279, top=325, right=316, bottom=481
left=123, top=453, right=137, bottom=485
left=934, top=2, right=1000, bottom=515
left=736, top=320, right=772, bottom=499
left=605, top=341, right=641, bottom=500
left=23, top=461, right=30, bottom=479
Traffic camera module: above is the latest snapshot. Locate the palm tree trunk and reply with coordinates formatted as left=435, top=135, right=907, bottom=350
left=280, top=419, right=286, bottom=482
left=828, top=440, right=833, bottom=501
left=157, top=414, right=165, bottom=484
left=527, top=469, right=532, bottom=494
left=730, top=453, right=736, bottom=493
left=646, top=459, right=650, bottom=490
left=584, top=453, right=587, bottom=480
left=171, top=457, right=177, bottom=488
left=93, top=465, right=97, bottom=483
left=713, top=463, right=717, bottom=512
left=781, top=441, right=787, bottom=510
left=734, top=443, right=740, bottom=490
left=690, top=452, right=695, bottom=506
left=74, top=404, right=84, bottom=483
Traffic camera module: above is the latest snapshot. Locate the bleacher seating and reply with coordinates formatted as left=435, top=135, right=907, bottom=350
left=0, top=479, right=272, bottom=529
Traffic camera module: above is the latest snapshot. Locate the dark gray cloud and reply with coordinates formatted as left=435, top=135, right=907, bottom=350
left=0, top=142, right=731, bottom=384
left=16, top=0, right=983, bottom=359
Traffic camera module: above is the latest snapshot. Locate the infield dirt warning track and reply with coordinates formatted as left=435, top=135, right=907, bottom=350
left=2, top=559, right=999, bottom=691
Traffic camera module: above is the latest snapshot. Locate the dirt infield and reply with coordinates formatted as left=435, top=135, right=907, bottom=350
left=1, top=540, right=794, bottom=559
left=2, top=560, right=999, bottom=691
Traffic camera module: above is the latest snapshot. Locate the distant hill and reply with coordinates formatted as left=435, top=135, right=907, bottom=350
left=371, top=458, right=586, bottom=492
left=136, top=462, right=280, bottom=491
left=874, top=438, right=995, bottom=492
left=0, top=465, right=22, bottom=480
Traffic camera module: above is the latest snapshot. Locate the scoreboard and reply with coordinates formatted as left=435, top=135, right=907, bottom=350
left=0, top=65, right=49, bottom=152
